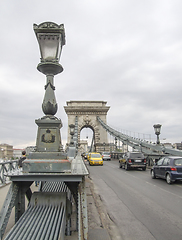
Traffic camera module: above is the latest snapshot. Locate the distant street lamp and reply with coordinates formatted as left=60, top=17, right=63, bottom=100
left=103, top=142, right=106, bottom=151
left=115, top=137, right=117, bottom=150
left=69, top=124, right=75, bottom=145
left=153, top=124, right=162, bottom=144
left=0, top=148, right=4, bottom=160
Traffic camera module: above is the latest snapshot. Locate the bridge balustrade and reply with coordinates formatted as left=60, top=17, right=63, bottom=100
left=0, top=160, right=18, bottom=186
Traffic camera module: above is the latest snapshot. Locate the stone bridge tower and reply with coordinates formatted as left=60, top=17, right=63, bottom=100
left=64, top=101, right=110, bottom=152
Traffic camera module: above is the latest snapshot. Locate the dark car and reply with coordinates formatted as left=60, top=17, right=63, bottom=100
left=81, top=152, right=89, bottom=160
left=151, top=156, right=182, bottom=184
left=119, top=152, right=146, bottom=170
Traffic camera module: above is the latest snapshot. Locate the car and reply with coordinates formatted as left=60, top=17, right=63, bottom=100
left=102, top=152, right=111, bottom=161
left=87, top=152, right=103, bottom=166
left=119, top=151, right=146, bottom=170
left=151, top=156, right=182, bottom=184
left=81, top=152, right=89, bottom=160
left=81, top=152, right=85, bottom=158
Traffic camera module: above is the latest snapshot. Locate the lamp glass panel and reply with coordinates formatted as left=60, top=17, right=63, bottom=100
left=37, top=33, right=61, bottom=61
left=156, top=127, right=160, bottom=134
left=154, top=126, right=161, bottom=134
left=69, top=124, right=75, bottom=135
left=70, top=129, right=74, bottom=135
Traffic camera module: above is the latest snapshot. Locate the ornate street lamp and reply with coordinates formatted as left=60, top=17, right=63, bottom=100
left=153, top=124, right=162, bottom=144
left=23, top=22, right=70, bottom=173
left=34, top=22, right=65, bottom=116
left=32, top=22, right=65, bottom=153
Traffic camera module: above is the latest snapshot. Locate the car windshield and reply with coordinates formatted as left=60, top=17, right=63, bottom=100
left=103, top=152, right=110, bottom=155
left=174, top=159, right=182, bottom=166
left=91, top=154, right=101, bottom=158
left=130, top=153, right=144, bottom=158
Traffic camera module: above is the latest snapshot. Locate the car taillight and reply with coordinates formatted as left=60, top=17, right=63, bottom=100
left=128, top=159, right=132, bottom=163
left=102, top=155, right=104, bottom=157
left=170, top=167, right=177, bottom=171
left=144, top=159, right=146, bottom=163
left=109, top=155, right=111, bottom=157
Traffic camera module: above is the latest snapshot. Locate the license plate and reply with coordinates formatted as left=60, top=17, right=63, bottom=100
left=135, top=160, right=141, bottom=162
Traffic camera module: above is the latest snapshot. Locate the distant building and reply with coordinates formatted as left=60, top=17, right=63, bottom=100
left=173, top=143, right=182, bottom=150
left=0, top=143, right=13, bottom=159
left=163, top=143, right=173, bottom=149
left=13, top=149, right=25, bottom=159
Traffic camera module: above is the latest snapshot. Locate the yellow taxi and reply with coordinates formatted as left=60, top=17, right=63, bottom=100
left=87, top=152, right=103, bottom=166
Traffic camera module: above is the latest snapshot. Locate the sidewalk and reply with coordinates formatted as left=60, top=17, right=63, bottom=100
left=86, top=176, right=121, bottom=240
left=65, top=176, right=120, bottom=240
left=86, top=176, right=111, bottom=240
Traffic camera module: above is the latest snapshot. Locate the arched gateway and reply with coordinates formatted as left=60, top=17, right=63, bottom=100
left=64, top=101, right=110, bottom=152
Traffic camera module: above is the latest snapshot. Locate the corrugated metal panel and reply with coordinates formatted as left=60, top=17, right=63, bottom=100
left=4, top=192, right=66, bottom=240
left=42, top=181, right=68, bottom=193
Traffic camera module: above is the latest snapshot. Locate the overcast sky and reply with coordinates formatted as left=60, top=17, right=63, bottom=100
left=1, top=0, right=182, bottom=149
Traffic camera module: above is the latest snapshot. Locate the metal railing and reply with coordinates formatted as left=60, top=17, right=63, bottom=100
left=97, top=116, right=182, bottom=158
left=0, top=160, right=18, bottom=185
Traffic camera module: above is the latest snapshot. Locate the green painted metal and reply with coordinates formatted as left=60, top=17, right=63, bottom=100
left=97, top=116, right=182, bottom=157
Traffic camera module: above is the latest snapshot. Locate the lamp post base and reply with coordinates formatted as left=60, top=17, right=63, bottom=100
left=23, top=159, right=71, bottom=173
left=24, top=115, right=70, bottom=173
left=35, top=115, right=63, bottom=152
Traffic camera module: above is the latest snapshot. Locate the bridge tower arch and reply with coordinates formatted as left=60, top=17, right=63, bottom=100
left=64, top=101, right=110, bottom=152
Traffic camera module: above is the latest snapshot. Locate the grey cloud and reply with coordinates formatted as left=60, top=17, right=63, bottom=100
left=1, top=0, right=182, bottom=148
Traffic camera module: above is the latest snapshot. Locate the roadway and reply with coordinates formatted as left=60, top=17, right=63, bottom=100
left=87, top=159, right=182, bottom=240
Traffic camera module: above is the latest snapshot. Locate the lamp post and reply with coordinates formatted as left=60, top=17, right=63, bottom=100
left=103, top=142, right=106, bottom=151
left=67, top=124, right=76, bottom=158
left=33, top=22, right=65, bottom=153
left=153, top=124, right=162, bottom=145
left=23, top=22, right=70, bottom=173
left=115, top=137, right=117, bottom=150
left=69, top=124, right=75, bottom=145
left=34, top=22, right=65, bottom=116
left=0, top=148, right=4, bottom=160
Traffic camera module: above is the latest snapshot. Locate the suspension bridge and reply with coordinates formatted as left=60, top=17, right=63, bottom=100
left=1, top=114, right=182, bottom=240
left=1, top=21, right=182, bottom=240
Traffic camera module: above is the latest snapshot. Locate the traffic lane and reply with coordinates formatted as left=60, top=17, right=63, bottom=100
left=110, top=159, right=182, bottom=200
left=87, top=160, right=182, bottom=240
left=88, top=162, right=156, bottom=240
left=105, top=159, right=182, bottom=219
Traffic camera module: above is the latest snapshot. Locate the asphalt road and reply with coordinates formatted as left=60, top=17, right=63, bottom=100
left=87, top=159, right=182, bottom=240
